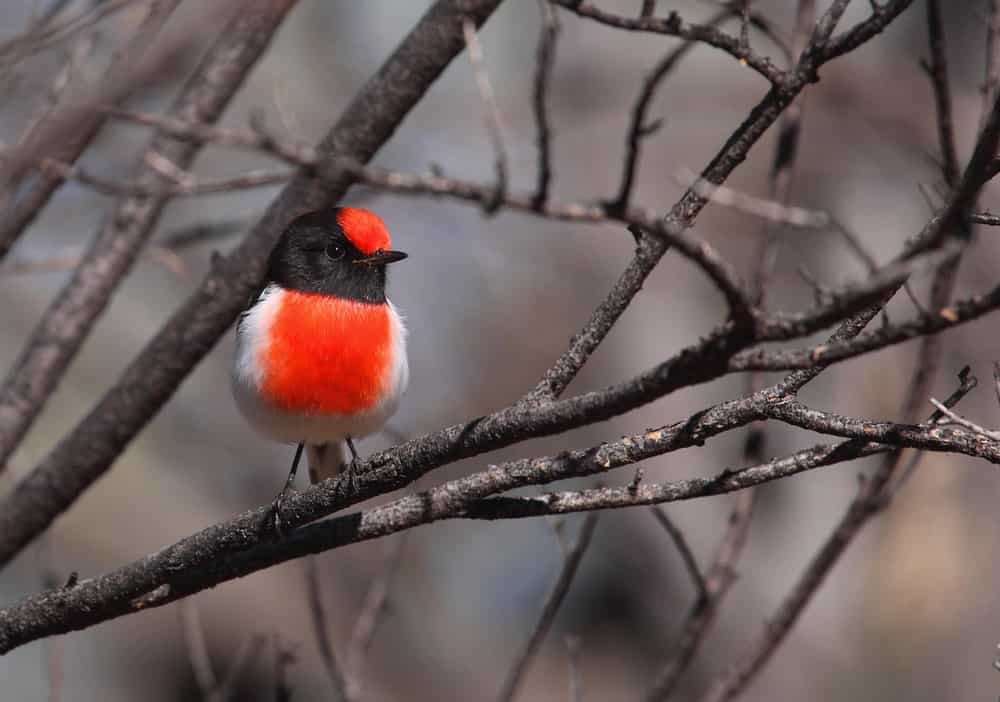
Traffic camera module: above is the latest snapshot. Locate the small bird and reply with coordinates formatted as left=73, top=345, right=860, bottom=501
left=232, top=207, right=408, bottom=526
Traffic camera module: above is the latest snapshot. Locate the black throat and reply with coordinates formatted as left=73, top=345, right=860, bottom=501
left=263, top=215, right=389, bottom=304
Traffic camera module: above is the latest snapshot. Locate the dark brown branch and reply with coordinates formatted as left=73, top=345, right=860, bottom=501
left=551, top=0, right=784, bottom=83
left=495, top=513, right=599, bottom=702
left=698, top=370, right=976, bottom=702
left=4, top=375, right=990, bottom=656
left=730, top=280, right=1000, bottom=371
left=644, top=490, right=756, bottom=702
left=923, top=0, right=959, bottom=189
left=530, top=0, right=559, bottom=209
left=0, top=0, right=506, bottom=568
left=649, top=507, right=706, bottom=600
left=984, top=0, right=1000, bottom=132
left=605, top=6, right=737, bottom=217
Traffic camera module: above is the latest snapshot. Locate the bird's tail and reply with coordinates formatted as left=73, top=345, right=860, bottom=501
left=306, top=442, right=347, bottom=484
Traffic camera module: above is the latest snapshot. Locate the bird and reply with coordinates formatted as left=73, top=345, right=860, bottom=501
left=231, top=207, right=408, bottom=529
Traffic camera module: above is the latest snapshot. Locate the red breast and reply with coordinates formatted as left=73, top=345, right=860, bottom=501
left=260, top=289, right=394, bottom=415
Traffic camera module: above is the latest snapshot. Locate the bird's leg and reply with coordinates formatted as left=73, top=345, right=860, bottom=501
left=345, top=437, right=361, bottom=495
left=270, top=442, right=304, bottom=536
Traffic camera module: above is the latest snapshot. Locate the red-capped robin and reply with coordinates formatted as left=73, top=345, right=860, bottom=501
left=232, top=207, right=408, bottom=527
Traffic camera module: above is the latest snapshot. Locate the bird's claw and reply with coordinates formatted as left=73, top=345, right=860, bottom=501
left=345, top=458, right=361, bottom=496
left=269, top=488, right=293, bottom=537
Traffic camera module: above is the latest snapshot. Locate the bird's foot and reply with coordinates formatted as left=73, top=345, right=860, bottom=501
left=343, top=458, right=362, bottom=496
left=268, top=486, right=295, bottom=537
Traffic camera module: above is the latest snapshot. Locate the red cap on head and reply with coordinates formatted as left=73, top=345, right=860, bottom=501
left=337, top=208, right=391, bottom=256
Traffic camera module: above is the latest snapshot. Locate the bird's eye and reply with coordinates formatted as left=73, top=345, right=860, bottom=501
left=324, top=243, right=346, bottom=261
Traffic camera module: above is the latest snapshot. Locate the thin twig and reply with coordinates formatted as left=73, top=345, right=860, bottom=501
left=930, top=397, right=1000, bottom=440
left=984, top=0, right=1000, bottom=133
left=698, top=369, right=977, bottom=702
left=463, top=17, right=508, bottom=213
left=345, top=534, right=409, bottom=700
left=2, top=218, right=246, bottom=276
left=605, top=6, right=739, bottom=216
left=644, top=490, right=757, bottom=701
left=531, top=0, right=559, bottom=209
left=179, top=599, right=218, bottom=697
left=0, top=0, right=139, bottom=68
left=305, top=556, right=350, bottom=702
left=213, top=633, right=267, bottom=702
left=649, top=507, right=707, bottom=600
left=495, top=513, right=599, bottom=702
left=272, top=635, right=297, bottom=702
left=677, top=167, right=829, bottom=228
left=923, top=0, right=959, bottom=188
left=551, top=0, right=784, bottom=82
left=565, top=635, right=583, bottom=702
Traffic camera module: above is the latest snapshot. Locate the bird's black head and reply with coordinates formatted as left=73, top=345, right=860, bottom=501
left=266, top=208, right=406, bottom=303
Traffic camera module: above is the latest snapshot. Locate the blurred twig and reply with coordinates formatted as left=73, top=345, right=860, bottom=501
left=463, top=17, right=508, bottom=213
left=179, top=599, right=266, bottom=702
left=0, top=0, right=185, bottom=261
left=551, top=0, right=783, bottom=82
left=644, top=491, right=756, bottom=702
left=2, top=217, right=247, bottom=276
left=345, top=534, right=409, bottom=700
left=530, top=0, right=559, bottom=209
left=0, top=0, right=140, bottom=69
left=495, top=513, right=599, bottom=702
left=699, top=368, right=977, bottom=702
left=305, top=556, right=349, bottom=702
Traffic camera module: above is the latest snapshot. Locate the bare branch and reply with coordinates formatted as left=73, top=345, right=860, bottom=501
left=495, top=513, right=599, bottom=702
left=677, top=167, right=829, bottom=229
left=0, top=0, right=140, bottom=68
left=179, top=599, right=218, bottom=698
left=930, top=397, right=1000, bottom=441
left=649, top=507, right=706, bottom=600
left=463, top=17, right=508, bottom=213
left=605, top=6, right=739, bottom=217
left=305, top=556, right=349, bottom=702
left=565, top=635, right=583, bottom=702
left=37, top=158, right=292, bottom=197
left=530, top=0, right=559, bottom=209
left=551, top=1, right=784, bottom=83
left=345, top=534, right=409, bottom=700
left=984, top=0, right=1000, bottom=132
left=644, top=490, right=756, bottom=701
left=698, top=371, right=976, bottom=702
left=923, top=0, right=959, bottom=188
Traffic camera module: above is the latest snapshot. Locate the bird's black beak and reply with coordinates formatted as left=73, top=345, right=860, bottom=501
left=354, top=249, right=408, bottom=266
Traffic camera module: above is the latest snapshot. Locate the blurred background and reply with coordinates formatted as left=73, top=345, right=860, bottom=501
left=2, top=0, right=1000, bottom=699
